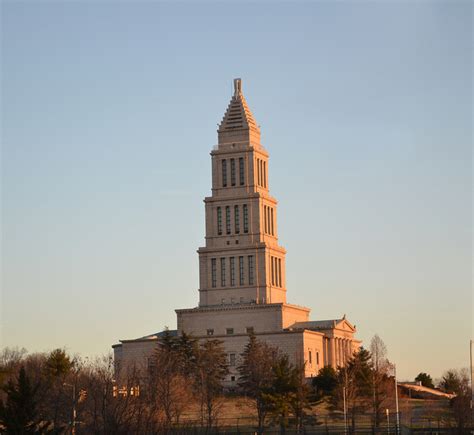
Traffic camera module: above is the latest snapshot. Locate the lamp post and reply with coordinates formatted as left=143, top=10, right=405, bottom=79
left=394, top=365, right=400, bottom=434
left=63, top=383, right=76, bottom=435
left=343, top=386, right=348, bottom=435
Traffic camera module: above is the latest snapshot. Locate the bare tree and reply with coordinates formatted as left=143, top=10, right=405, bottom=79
left=369, top=335, right=393, bottom=429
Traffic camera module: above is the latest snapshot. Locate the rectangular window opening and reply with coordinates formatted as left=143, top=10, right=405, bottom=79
left=239, top=256, right=244, bottom=285
left=230, top=257, right=235, bottom=287
left=239, top=157, right=244, bottom=186
left=217, top=207, right=222, bottom=235
left=248, top=255, right=254, bottom=285
left=234, top=205, right=240, bottom=234
left=220, top=258, right=226, bottom=287
left=230, top=158, right=236, bottom=186
left=243, top=204, right=249, bottom=233
left=226, top=206, right=231, bottom=235
left=226, top=328, right=234, bottom=335
left=222, top=160, right=227, bottom=187
left=211, top=258, right=217, bottom=288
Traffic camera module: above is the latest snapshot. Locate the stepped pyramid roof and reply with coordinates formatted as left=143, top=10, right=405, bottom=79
left=217, top=78, right=261, bottom=145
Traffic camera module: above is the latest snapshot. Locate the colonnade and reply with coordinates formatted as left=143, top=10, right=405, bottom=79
left=328, top=337, right=353, bottom=367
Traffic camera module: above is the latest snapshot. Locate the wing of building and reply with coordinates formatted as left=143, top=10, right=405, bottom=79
left=113, top=79, right=361, bottom=383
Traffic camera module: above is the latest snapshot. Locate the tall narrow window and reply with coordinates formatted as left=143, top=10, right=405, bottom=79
left=230, top=257, right=235, bottom=286
left=271, top=256, right=275, bottom=286
left=243, top=204, right=249, bottom=233
left=239, top=256, right=244, bottom=285
left=264, top=206, right=268, bottom=234
left=211, top=258, right=217, bottom=288
left=278, top=258, right=282, bottom=287
left=234, top=205, right=240, bottom=234
left=217, top=207, right=222, bottom=235
left=230, top=159, right=236, bottom=186
left=248, top=255, right=254, bottom=285
left=220, top=258, right=226, bottom=287
left=239, top=157, right=244, bottom=186
left=225, top=206, right=231, bottom=234
left=263, top=161, right=267, bottom=188
left=270, top=208, right=274, bottom=236
left=229, top=353, right=236, bottom=367
left=222, top=160, right=227, bottom=187
left=309, top=350, right=312, bottom=365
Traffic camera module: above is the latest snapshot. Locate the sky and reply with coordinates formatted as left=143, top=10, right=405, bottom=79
left=1, top=0, right=472, bottom=381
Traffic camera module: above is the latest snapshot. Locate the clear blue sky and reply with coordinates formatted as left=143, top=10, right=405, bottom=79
left=2, top=1, right=471, bottom=381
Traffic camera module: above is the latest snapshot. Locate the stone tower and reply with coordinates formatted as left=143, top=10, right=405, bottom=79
left=198, top=78, right=287, bottom=307
left=113, top=79, right=361, bottom=381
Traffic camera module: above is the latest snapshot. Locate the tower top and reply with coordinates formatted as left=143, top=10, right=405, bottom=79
left=233, top=78, right=242, bottom=96
left=218, top=78, right=261, bottom=146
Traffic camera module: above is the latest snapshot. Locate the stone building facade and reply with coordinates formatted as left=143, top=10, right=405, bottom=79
left=113, top=79, right=361, bottom=382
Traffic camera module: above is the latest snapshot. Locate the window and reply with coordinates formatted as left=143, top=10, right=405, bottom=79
left=230, top=159, right=236, bottom=186
left=243, top=204, right=249, bottom=233
left=240, top=297, right=244, bottom=304
left=248, top=255, right=254, bottom=285
left=309, top=350, right=312, bottom=365
left=239, top=157, right=244, bottom=185
left=207, top=329, right=214, bottom=336
left=278, top=258, right=282, bottom=288
left=222, top=160, right=227, bottom=187
left=246, top=327, right=254, bottom=334
left=316, top=352, right=320, bottom=365
left=263, top=161, right=267, bottom=188
left=211, top=258, right=217, bottom=288
left=230, top=257, right=235, bottom=286
left=231, top=375, right=236, bottom=382
left=264, top=205, right=268, bottom=233
left=267, top=207, right=271, bottom=235
left=220, top=258, right=226, bottom=287
left=226, top=328, right=234, bottom=335
left=239, top=256, right=244, bottom=285
left=229, top=353, right=236, bottom=366
left=271, top=257, right=275, bottom=286
left=226, top=206, right=231, bottom=234
left=270, top=208, right=274, bottom=235
left=234, top=205, right=240, bottom=233
left=217, top=207, right=222, bottom=235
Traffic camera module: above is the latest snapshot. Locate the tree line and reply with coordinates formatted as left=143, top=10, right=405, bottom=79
left=0, top=333, right=471, bottom=433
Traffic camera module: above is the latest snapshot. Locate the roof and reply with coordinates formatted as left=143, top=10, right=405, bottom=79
left=289, top=317, right=356, bottom=332
left=119, top=329, right=178, bottom=343
left=217, top=78, right=261, bottom=144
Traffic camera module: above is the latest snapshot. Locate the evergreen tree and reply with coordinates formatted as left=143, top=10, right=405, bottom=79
left=0, top=366, right=41, bottom=434
left=312, top=366, right=338, bottom=398
left=415, top=372, right=434, bottom=389
left=238, top=334, right=278, bottom=434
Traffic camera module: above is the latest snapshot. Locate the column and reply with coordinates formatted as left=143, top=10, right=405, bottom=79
left=329, top=337, right=336, bottom=367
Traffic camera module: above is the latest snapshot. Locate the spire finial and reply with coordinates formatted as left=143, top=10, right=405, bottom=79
left=233, top=78, right=242, bottom=97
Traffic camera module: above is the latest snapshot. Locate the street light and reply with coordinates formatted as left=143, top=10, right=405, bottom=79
left=393, top=365, right=400, bottom=434
left=63, top=383, right=76, bottom=435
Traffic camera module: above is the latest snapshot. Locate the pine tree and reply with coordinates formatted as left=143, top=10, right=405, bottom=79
left=238, top=334, right=278, bottom=434
left=0, top=366, right=41, bottom=434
